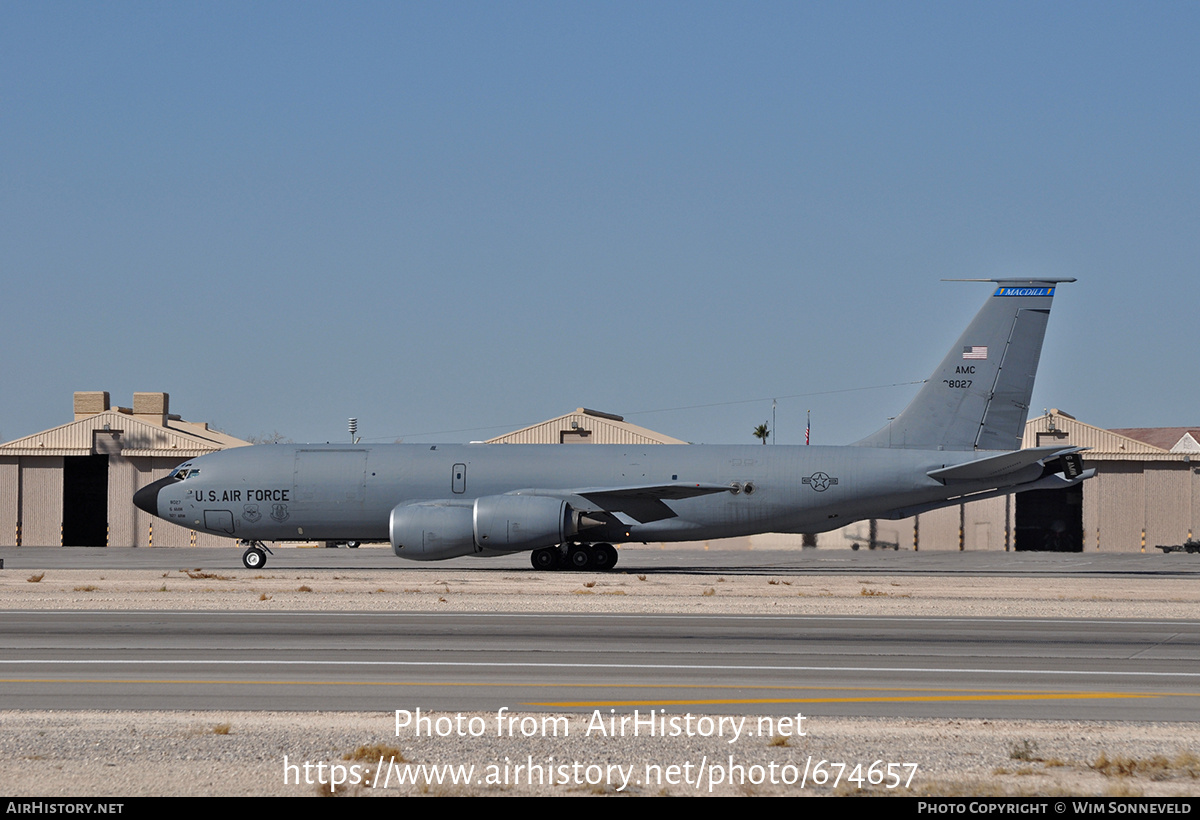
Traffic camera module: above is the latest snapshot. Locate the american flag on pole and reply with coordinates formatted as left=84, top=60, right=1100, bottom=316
left=962, top=346, right=988, bottom=360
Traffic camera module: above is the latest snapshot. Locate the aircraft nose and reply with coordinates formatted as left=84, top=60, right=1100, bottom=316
left=133, top=476, right=175, bottom=515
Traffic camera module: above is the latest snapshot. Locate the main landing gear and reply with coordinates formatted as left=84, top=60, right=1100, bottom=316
left=240, top=540, right=274, bottom=569
left=530, top=542, right=619, bottom=571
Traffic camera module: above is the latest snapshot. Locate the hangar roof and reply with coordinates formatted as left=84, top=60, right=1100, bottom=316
left=1109, top=427, right=1200, bottom=454
left=1023, top=410, right=1197, bottom=460
left=0, top=392, right=248, bottom=457
left=487, top=408, right=687, bottom=445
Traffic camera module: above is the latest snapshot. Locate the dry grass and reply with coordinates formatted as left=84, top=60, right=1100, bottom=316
left=702, top=587, right=716, bottom=597
left=212, top=723, right=231, bottom=735
left=581, top=782, right=621, bottom=795
left=1177, top=750, right=1200, bottom=772
left=26, top=573, right=44, bottom=583
left=879, top=777, right=1079, bottom=798
left=1091, top=751, right=1200, bottom=779
left=344, top=743, right=404, bottom=763
left=73, top=585, right=98, bottom=592
left=1103, top=781, right=1146, bottom=797
left=1009, top=739, right=1040, bottom=761
left=297, top=585, right=313, bottom=592
left=182, top=570, right=235, bottom=581
left=768, top=735, right=789, bottom=747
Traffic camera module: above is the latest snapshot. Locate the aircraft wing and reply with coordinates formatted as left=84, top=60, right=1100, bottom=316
left=520, top=482, right=732, bottom=524
left=927, top=446, right=1087, bottom=484
left=576, top=482, right=733, bottom=501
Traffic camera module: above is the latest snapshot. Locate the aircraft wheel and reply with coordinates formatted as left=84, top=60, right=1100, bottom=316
left=591, top=543, right=618, bottom=570
left=242, top=547, right=266, bottom=569
left=530, top=547, right=558, bottom=570
left=346, top=541, right=360, bottom=549
left=568, top=544, right=592, bottom=570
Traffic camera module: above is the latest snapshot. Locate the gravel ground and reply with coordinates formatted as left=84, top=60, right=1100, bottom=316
left=5, top=564, right=1200, bottom=618
left=4, top=711, right=1199, bottom=797
left=3, top=559, right=1200, bottom=797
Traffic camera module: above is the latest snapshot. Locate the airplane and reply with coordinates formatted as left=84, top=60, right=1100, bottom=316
left=134, top=279, right=1092, bottom=570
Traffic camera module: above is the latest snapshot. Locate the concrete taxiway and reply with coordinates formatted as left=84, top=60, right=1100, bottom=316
left=4, top=544, right=1200, bottom=576
left=4, top=544, right=1200, bottom=796
left=3, top=545, right=1199, bottom=721
left=3, top=610, right=1200, bottom=721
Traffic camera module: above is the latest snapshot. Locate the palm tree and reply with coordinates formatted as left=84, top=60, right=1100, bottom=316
left=752, top=422, right=770, bottom=445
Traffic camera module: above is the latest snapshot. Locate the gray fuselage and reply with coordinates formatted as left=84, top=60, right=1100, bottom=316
left=146, top=442, right=1004, bottom=547
left=132, top=279, right=1084, bottom=564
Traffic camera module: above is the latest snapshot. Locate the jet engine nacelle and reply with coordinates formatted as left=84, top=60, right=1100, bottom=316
left=473, top=494, right=574, bottom=553
left=390, top=501, right=476, bottom=561
left=390, top=494, right=577, bottom=560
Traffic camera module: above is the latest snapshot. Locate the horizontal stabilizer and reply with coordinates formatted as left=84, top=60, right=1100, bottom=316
left=883, top=466, right=1096, bottom=520
left=927, top=446, right=1087, bottom=483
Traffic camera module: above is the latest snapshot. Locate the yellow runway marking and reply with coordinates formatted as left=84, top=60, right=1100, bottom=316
left=2, top=678, right=1193, bottom=710
left=530, top=693, right=1158, bottom=707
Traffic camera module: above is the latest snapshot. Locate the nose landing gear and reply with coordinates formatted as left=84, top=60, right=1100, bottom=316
left=240, top=540, right=273, bottom=569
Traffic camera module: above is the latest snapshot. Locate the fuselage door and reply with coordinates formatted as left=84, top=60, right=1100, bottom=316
left=452, top=463, right=467, bottom=494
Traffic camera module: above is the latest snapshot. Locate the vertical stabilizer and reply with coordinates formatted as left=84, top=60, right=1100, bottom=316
left=854, top=279, right=1073, bottom=451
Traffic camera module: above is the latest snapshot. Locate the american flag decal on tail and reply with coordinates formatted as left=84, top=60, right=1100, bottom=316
left=962, top=346, right=988, bottom=359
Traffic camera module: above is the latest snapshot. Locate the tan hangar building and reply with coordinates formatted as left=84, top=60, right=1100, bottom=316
left=0, top=391, right=248, bottom=547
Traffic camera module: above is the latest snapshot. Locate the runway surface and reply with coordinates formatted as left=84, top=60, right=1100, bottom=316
left=4, top=610, right=1198, bottom=721
left=5, top=544, right=1200, bottom=577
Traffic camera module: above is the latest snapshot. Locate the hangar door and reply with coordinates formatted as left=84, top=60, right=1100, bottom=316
left=62, top=455, right=108, bottom=546
left=1014, top=483, right=1083, bottom=552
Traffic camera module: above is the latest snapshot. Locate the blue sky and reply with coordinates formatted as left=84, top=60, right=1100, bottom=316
left=2, top=2, right=1196, bottom=446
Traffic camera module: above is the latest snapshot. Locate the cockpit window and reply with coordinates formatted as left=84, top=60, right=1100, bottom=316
left=170, top=466, right=198, bottom=481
